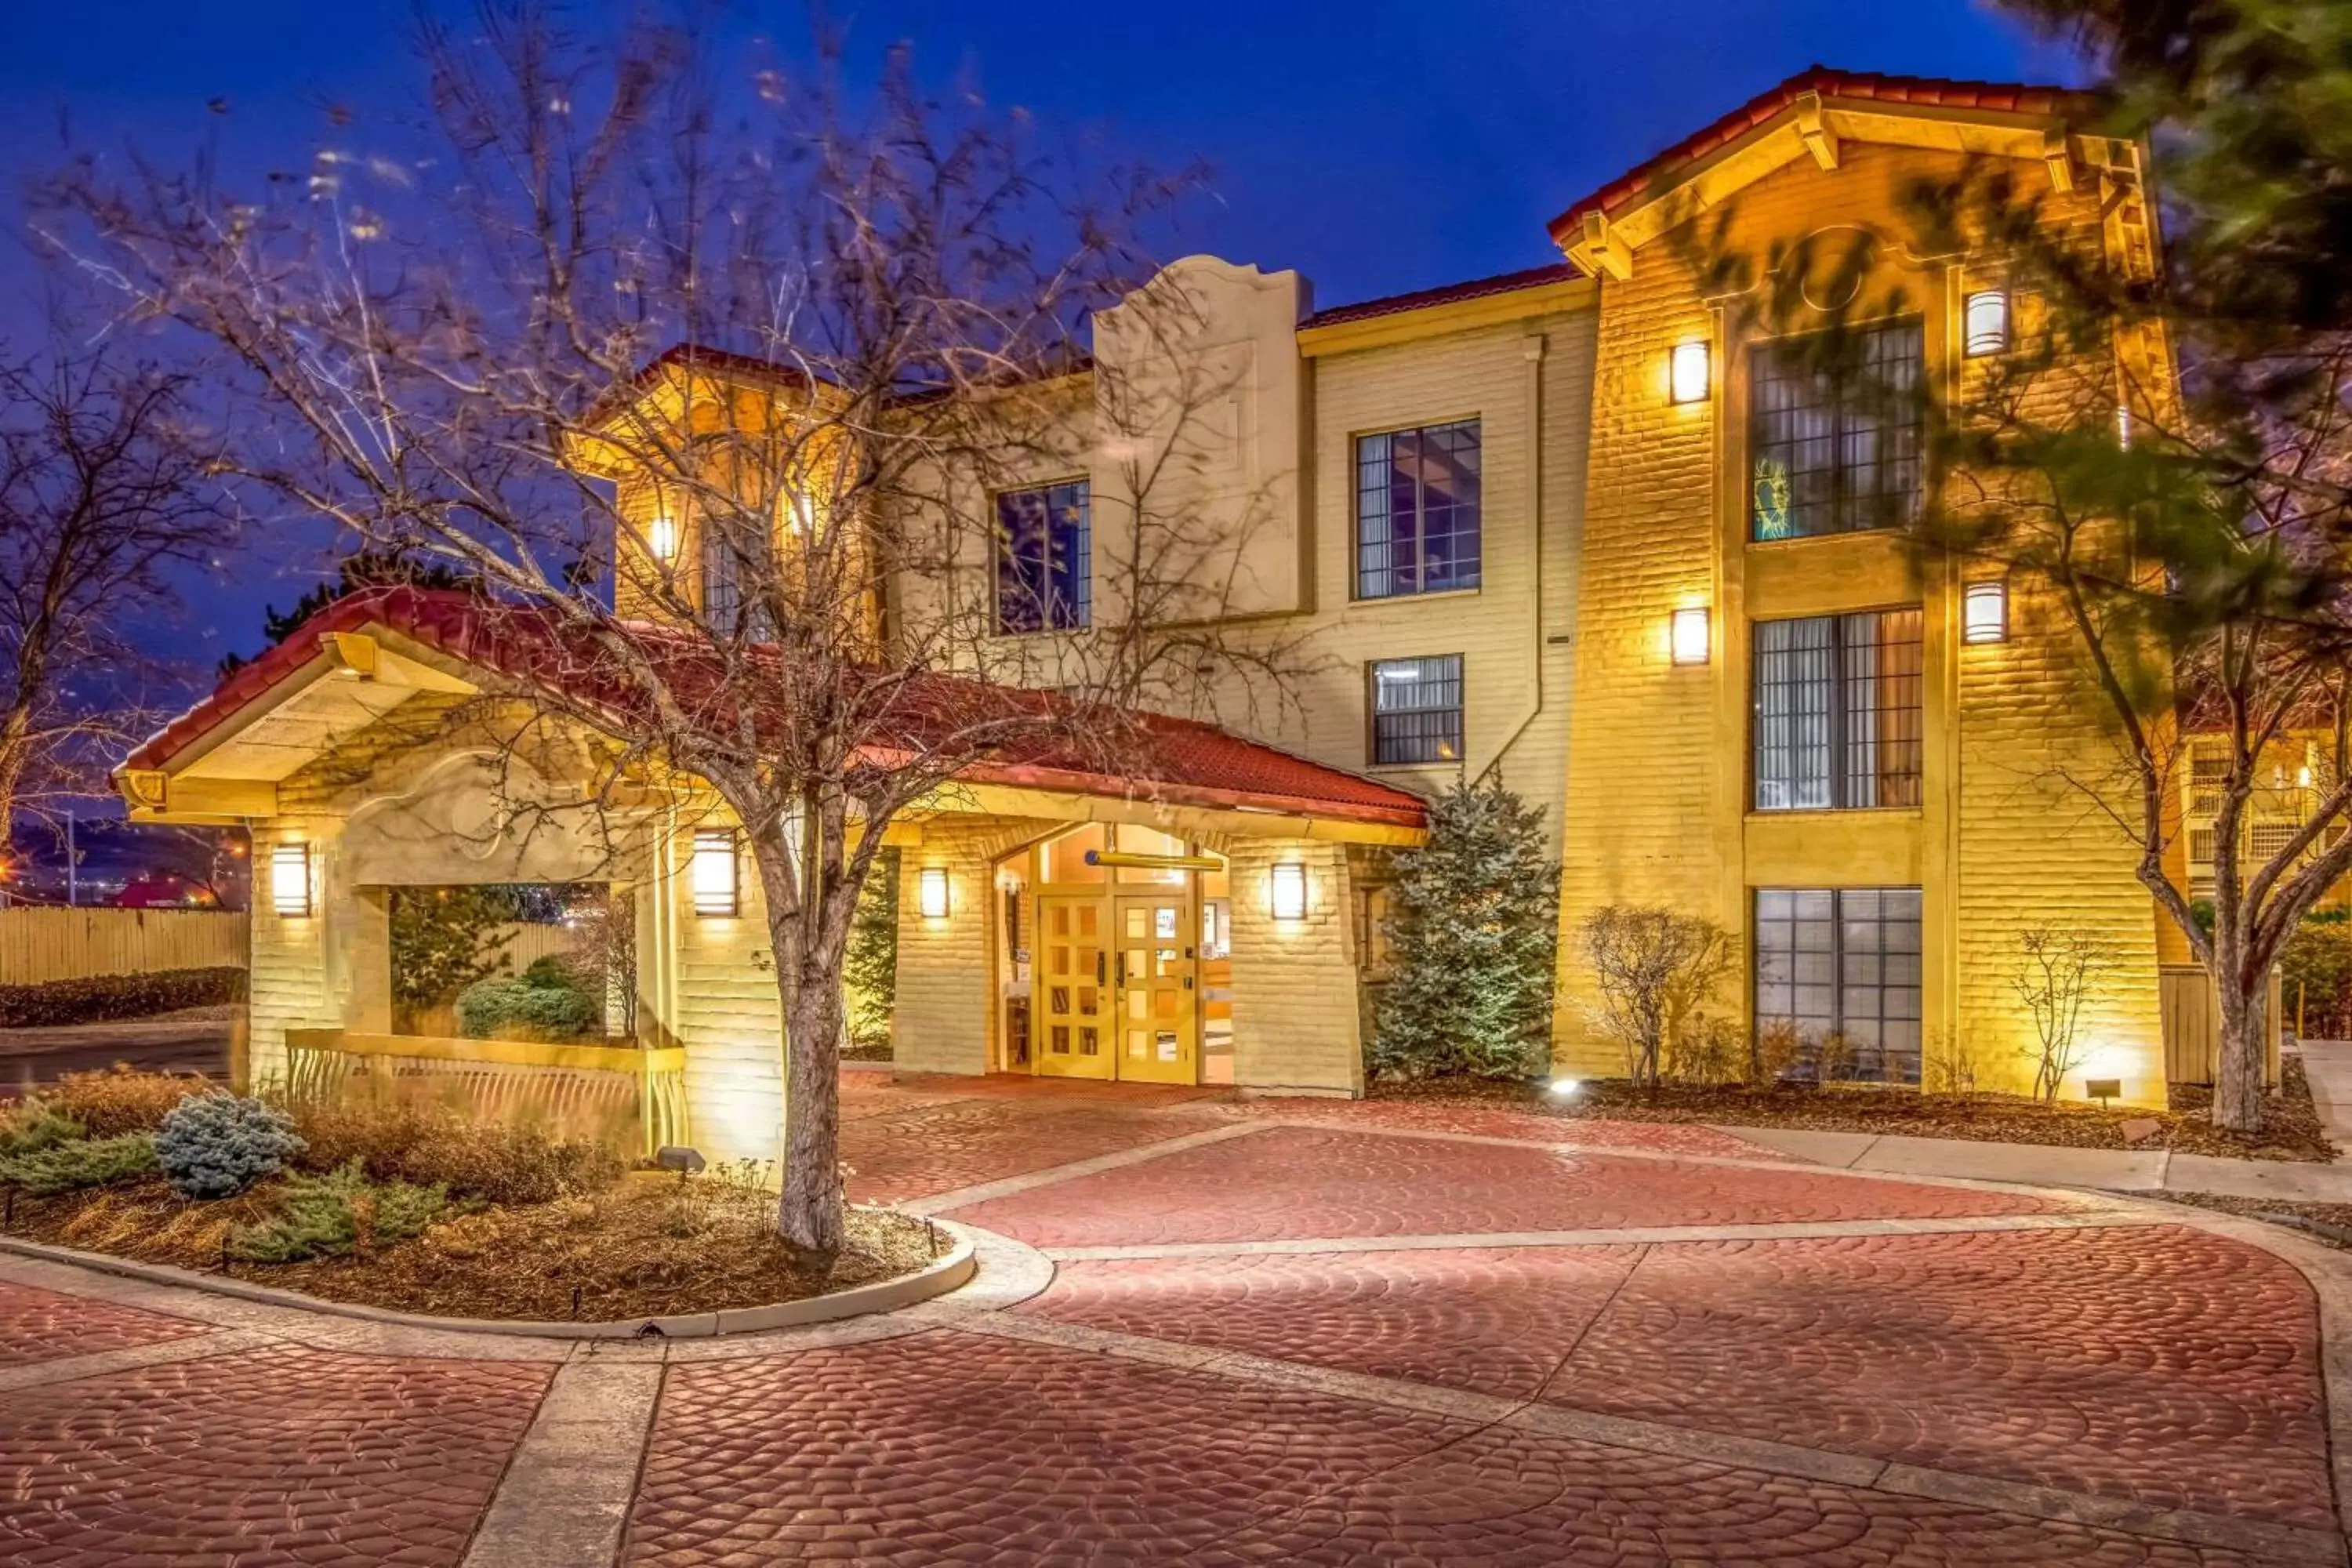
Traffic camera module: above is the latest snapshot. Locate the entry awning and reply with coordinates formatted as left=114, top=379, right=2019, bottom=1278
left=117, top=588, right=1428, bottom=841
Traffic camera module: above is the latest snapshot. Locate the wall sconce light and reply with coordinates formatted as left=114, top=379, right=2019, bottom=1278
left=1668, top=339, right=1711, bottom=405
left=2299, top=764, right=2315, bottom=789
left=917, top=866, right=950, bottom=920
left=691, top=829, right=739, bottom=917
left=645, top=514, right=679, bottom=562
left=1669, top=605, right=1711, bottom=666
left=270, top=842, right=312, bottom=918
left=1962, top=580, right=2009, bottom=644
left=1964, top=289, right=2010, bottom=358
left=1269, top=861, right=1308, bottom=922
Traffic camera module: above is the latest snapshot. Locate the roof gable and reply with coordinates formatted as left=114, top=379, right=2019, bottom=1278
left=1550, top=66, right=2102, bottom=280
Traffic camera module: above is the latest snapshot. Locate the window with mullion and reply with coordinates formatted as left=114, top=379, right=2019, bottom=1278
left=1369, top=655, right=1465, bottom=765
left=1753, top=608, right=1923, bottom=811
left=701, top=515, right=776, bottom=641
left=1750, top=320, right=1924, bottom=541
left=1356, top=419, right=1481, bottom=599
left=1754, top=886, right=1922, bottom=1084
left=995, top=480, right=1091, bottom=633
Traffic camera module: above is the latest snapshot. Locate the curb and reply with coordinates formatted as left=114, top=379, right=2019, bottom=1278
left=0, top=1221, right=978, bottom=1341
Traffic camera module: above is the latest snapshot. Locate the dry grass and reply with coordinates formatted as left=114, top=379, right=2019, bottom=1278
left=285, top=1099, right=624, bottom=1206
left=1, top=1171, right=942, bottom=1322
left=1374, top=1055, right=2338, bottom=1163
left=41, top=1065, right=209, bottom=1135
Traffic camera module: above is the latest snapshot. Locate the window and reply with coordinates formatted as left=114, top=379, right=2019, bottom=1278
left=1356, top=419, right=1481, bottom=598
left=996, top=480, right=1091, bottom=633
left=1750, top=320, right=1925, bottom=540
left=2189, top=829, right=2217, bottom=866
left=1754, top=887, right=1922, bottom=1083
left=2249, top=821, right=2302, bottom=862
left=701, top=517, right=775, bottom=640
left=1752, top=609, right=1924, bottom=811
left=1370, top=655, right=1465, bottom=765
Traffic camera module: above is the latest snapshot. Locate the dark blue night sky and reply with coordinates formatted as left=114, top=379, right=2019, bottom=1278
left=0, top=0, right=2077, bottom=670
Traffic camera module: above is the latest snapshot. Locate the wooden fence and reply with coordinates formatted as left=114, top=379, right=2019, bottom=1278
left=2159, top=965, right=2283, bottom=1087
left=0, top=908, right=248, bottom=985
left=281, top=1029, right=687, bottom=1157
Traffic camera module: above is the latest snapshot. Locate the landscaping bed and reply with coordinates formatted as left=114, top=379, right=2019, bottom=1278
left=0, top=1067, right=941, bottom=1323
left=2154, top=1190, right=2352, bottom=1250
left=1370, top=1055, right=2336, bottom=1163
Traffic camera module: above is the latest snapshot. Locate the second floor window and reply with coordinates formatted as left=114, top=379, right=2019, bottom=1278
left=1370, top=654, right=1465, bottom=765
left=701, top=516, right=775, bottom=640
left=996, top=480, right=1091, bottom=633
left=1753, top=608, right=1923, bottom=811
left=1357, top=419, right=1481, bottom=599
left=1751, top=320, right=1924, bottom=541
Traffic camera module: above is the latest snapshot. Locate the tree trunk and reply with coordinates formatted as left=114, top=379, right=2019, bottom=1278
left=2212, top=978, right=2268, bottom=1134
left=776, top=971, right=847, bottom=1254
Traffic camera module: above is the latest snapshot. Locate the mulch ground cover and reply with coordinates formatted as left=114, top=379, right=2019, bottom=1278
left=0, top=1172, right=942, bottom=1323
left=1370, top=1055, right=2337, bottom=1163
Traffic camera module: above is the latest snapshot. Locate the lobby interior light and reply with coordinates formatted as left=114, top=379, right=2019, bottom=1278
left=1669, top=605, right=1711, bottom=666
left=917, top=866, right=950, bottom=920
left=1668, top=339, right=1711, bottom=405
left=270, top=842, right=312, bottom=918
left=691, top=829, right=739, bottom=917
left=1269, top=862, right=1308, bottom=922
left=1962, top=581, right=2009, bottom=644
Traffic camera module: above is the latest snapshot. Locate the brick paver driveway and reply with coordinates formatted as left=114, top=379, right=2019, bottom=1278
left=1, top=1070, right=2343, bottom=1566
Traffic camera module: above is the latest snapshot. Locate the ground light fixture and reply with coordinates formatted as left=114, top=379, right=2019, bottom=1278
left=691, top=829, right=739, bottom=917
left=1962, top=580, right=2009, bottom=644
left=1548, top=1076, right=1582, bottom=1098
left=270, top=842, right=312, bottom=918
left=1269, top=861, right=1307, bottom=921
left=1668, top=339, right=1710, bottom=405
left=2085, top=1076, right=2122, bottom=1108
left=918, top=866, right=951, bottom=920
left=1670, top=605, right=1711, bottom=666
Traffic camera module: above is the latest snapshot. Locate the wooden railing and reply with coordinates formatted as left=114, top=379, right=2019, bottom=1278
left=281, top=1029, right=687, bottom=1156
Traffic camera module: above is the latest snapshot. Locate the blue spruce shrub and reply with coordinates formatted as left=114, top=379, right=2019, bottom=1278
left=154, top=1093, right=306, bottom=1200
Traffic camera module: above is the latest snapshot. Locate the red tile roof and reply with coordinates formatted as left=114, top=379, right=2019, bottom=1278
left=122, top=588, right=1428, bottom=831
left=1547, top=65, right=2089, bottom=242
left=1301, top=263, right=1583, bottom=330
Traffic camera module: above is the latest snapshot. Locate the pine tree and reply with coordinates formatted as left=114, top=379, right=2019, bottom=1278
left=1370, top=775, right=1560, bottom=1080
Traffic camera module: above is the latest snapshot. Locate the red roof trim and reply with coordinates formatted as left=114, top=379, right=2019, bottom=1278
left=1301, top=262, right=1583, bottom=330
left=1548, top=65, right=2088, bottom=243
left=121, top=589, right=1427, bottom=831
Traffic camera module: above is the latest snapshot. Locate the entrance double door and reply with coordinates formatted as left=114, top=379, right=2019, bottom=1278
left=1036, top=892, right=1196, bottom=1083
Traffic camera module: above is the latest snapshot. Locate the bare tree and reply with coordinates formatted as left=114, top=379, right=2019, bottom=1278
left=0, top=342, right=233, bottom=839
left=1578, top=905, right=1734, bottom=1089
left=2009, top=924, right=2111, bottom=1102
left=46, top=7, right=1299, bottom=1250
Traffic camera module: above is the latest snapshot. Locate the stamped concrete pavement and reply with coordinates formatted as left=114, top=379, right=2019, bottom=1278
left=0, top=1072, right=2344, bottom=1566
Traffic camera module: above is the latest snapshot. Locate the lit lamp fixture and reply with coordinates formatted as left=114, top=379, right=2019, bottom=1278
left=1962, top=580, right=2009, bottom=644
left=270, top=842, right=312, bottom=918
left=917, top=866, right=950, bottom=920
left=1668, top=339, right=1710, bottom=405
left=691, top=829, right=739, bottom=917
left=645, top=514, right=679, bottom=563
left=1669, top=605, right=1711, bottom=666
left=1964, top=289, right=2009, bottom=358
left=1269, top=861, right=1308, bottom=922
left=2084, top=1076, right=2122, bottom=1108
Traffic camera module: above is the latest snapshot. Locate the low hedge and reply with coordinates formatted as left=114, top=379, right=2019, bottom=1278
left=0, top=967, right=247, bottom=1029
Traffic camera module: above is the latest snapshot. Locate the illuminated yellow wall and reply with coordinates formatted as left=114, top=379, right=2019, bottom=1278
left=1551, top=139, right=2166, bottom=1102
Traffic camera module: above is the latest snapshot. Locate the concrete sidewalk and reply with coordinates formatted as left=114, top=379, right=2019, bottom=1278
left=1724, top=1122, right=2352, bottom=1203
